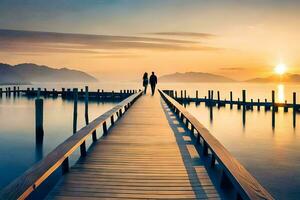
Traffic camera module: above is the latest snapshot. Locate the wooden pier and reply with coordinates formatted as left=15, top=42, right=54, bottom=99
left=0, top=87, right=137, bottom=101
left=168, top=90, right=300, bottom=112
left=0, top=90, right=273, bottom=200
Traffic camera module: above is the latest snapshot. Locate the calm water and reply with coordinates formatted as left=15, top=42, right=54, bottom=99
left=0, top=91, right=117, bottom=189
left=1, top=82, right=300, bottom=199
left=160, top=83, right=300, bottom=200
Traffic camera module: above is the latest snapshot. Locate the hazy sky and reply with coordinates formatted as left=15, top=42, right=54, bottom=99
left=0, top=0, right=300, bottom=81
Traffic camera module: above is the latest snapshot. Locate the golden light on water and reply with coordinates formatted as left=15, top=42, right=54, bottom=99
left=277, top=84, right=285, bottom=103
left=274, top=63, right=287, bottom=75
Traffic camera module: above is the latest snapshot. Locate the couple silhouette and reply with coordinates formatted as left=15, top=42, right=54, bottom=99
left=143, top=72, right=157, bottom=95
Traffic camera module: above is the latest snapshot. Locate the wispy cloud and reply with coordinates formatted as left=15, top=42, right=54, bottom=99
left=219, top=67, right=246, bottom=71
left=148, top=32, right=217, bottom=38
left=0, top=29, right=221, bottom=56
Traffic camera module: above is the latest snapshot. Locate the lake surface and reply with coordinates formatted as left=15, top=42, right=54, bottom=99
left=1, top=82, right=300, bottom=199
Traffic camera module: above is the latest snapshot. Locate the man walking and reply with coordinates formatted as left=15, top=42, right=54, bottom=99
left=149, top=72, right=157, bottom=95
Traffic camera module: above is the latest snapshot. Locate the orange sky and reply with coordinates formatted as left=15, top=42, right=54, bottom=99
left=0, top=1, right=300, bottom=81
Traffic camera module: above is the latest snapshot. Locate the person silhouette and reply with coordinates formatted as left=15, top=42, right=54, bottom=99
left=142, top=72, right=148, bottom=94
left=149, top=72, right=157, bottom=95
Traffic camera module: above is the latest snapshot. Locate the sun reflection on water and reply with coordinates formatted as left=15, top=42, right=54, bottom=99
left=277, top=84, right=285, bottom=103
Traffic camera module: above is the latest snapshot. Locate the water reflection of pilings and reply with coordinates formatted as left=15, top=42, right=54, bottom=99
left=35, top=129, right=44, bottom=161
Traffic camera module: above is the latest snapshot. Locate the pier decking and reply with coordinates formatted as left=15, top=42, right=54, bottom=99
left=0, top=90, right=273, bottom=200
left=46, top=93, right=223, bottom=200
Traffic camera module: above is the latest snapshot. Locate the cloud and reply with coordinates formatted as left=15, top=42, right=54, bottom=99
left=148, top=32, right=216, bottom=38
left=219, top=67, right=246, bottom=71
left=0, top=29, right=221, bottom=55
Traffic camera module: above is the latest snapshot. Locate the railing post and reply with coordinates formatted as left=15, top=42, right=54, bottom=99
left=202, top=141, right=208, bottom=156
left=185, top=118, right=189, bottom=128
left=80, top=141, right=87, bottom=157
left=62, top=157, right=69, bottom=174
left=210, top=154, right=216, bottom=168
left=111, top=115, right=115, bottom=126
left=103, top=121, right=108, bottom=136
left=196, top=133, right=201, bottom=144
left=191, top=125, right=195, bottom=135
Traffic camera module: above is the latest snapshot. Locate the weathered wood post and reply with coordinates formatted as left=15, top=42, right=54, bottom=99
left=0, top=88, right=2, bottom=97
left=272, top=90, right=276, bottom=128
left=207, top=90, right=210, bottom=106
left=112, top=90, right=115, bottom=101
left=217, top=91, right=220, bottom=109
left=97, top=89, right=100, bottom=100
left=196, top=90, right=199, bottom=101
left=293, top=92, right=296, bottom=128
left=175, top=91, right=177, bottom=99
left=184, top=90, right=187, bottom=100
left=230, top=91, right=233, bottom=109
left=73, top=88, right=78, bottom=135
left=211, top=90, right=214, bottom=107
left=79, top=86, right=89, bottom=157
left=8, top=87, right=11, bottom=96
left=35, top=88, right=44, bottom=139
left=61, top=88, right=66, bottom=98
left=85, top=86, right=89, bottom=125
left=13, top=86, right=16, bottom=97
left=242, top=90, right=246, bottom=126
left=284, top=100, right=288, bottom=112
left=258, top=99, right=261, bottom=111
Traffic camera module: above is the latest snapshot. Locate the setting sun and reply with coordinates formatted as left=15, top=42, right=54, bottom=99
left=275, top=63, right=287, bottom=75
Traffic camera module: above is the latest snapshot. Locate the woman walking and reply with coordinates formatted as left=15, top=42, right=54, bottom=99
left=142, top=72, right=148, bottom=94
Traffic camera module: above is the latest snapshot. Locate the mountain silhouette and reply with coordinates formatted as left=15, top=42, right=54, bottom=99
left=0, top=63, right=97, bottom=84
left=159, top=72, right=235, bottom=82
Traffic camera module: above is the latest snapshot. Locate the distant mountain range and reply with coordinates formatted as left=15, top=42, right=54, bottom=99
left=159, top=72, right=236, bottom=82
left=0, top=63, right=97, bottom=85
left=246, top=73, right=300, bottom=83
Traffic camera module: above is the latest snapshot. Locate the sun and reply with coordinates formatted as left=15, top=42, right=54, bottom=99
left=274, top=63, right=287, bottom=75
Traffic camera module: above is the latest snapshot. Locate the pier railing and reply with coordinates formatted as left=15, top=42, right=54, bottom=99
left=159, top=89, right=274, bottom=200
left=0, top=91, right=143, bottom=200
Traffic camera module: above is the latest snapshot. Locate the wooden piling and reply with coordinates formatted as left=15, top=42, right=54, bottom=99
left=230, top=91, right=233, bottom=109
left=85, top=86, right=89, bottom=125
left=293, top=92, right=296, bottom=128
left=196, top=90, right=198, bottom=101
left=35, top=95, right=44, bottom=138
left=13, top=86, right=16, bottom=96
left=284, top=100, right=288, bottom=112
left=73, top=88, right=78, bottom=134
left=242, top=90, right=246, bottom=126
